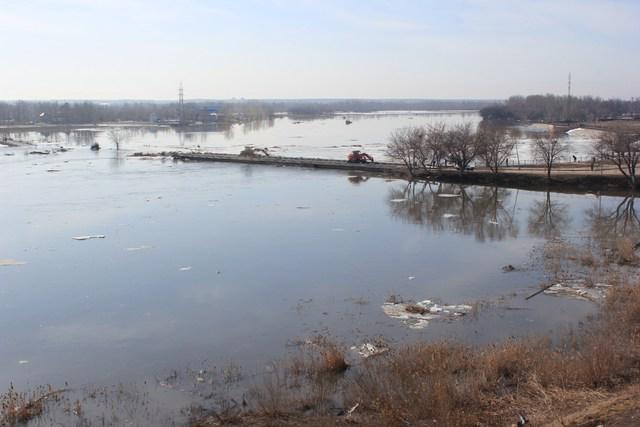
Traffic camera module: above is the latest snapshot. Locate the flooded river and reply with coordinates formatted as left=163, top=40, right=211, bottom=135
left=2, top=111, right=601, bottom=162
left=0, top=112, right=629, bottom=424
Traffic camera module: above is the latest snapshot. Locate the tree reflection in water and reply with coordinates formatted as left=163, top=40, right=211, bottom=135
left=527, top=192, right=570, bottom=239
left=387, top=181, right=519, bottom=242
left=585, top=195, right=640, bottom=247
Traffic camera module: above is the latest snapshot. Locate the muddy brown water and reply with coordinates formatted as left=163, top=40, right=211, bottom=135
left=0, top=113, right=627, bottom=425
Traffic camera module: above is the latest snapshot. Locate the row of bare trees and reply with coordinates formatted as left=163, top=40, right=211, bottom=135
left=387, top=123, right=565, bottom=178
left=387, top=123, right=640, bottom=189
left=387, top=124, right=488, bottom=176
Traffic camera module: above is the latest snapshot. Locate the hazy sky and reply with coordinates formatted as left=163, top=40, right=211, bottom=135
left=1, top=0, right=638, bottom=100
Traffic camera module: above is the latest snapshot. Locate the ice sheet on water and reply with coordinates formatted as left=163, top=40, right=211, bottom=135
left=543, top=279, right=610, bottom=302
left=72, top=235, right=105, bottom=241
left=382, top=299, right=473, bottom=329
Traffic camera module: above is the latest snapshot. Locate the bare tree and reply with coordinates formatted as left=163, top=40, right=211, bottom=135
left=424, top=123, right=447, bottom=168
left=594, top=129, right=640, bottom=188
left=444, top=123, right=479, bottom=173
left=106, top=128, right=130, bottom=151
left=477, top=127, right=515, bottom=173
left=386, top=127, right=425, bottom=177
left=533, top=133, right=567, bottom=180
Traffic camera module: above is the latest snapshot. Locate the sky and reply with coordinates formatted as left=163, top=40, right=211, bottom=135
left=0, top=0, right=638, bottom=100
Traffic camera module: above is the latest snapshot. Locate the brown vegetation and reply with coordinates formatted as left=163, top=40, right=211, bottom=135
left=191, top=283, right=640, bottom=427
left=0, top=385, right=65, bottom=426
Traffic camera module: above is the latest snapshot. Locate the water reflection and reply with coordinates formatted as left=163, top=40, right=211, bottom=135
left=527, top=192, right=570, bottom=239
left=243, top=117, right=274, bottom=134
left=71, top=130, right=97, bottom=145
left=586, top=196, right=640, bottom=245
left=387, top=182, right=519, bottom=241
left=347, top=175, right=370, bottom=184
left=223, top=118, right=275, bottom=140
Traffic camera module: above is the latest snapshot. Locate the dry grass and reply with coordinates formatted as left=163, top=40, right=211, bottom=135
left=191, top=283, right=640, bottom=426
left=245, top=336, right=350, bottom=420
left=288, top=336, right=349, bottom=378
left=615, top=237, right=637, bottom=264
left=0, top=384, right=65, bottom=425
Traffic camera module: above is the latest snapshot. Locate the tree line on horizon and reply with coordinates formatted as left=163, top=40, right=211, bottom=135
left=0, top=99, right=494, bottom=126
left=481, top=94, right=640, bottom=123
left=0, top=100, right=275, bottom=126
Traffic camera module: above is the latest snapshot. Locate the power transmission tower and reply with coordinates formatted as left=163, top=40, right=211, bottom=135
left=178, top=82, right=184, bottom=124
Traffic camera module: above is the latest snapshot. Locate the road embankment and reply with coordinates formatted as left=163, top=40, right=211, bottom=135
left=133, top=152, right=634, bottom=194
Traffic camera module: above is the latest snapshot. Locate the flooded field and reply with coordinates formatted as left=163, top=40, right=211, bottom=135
left=1, top=111, right=601, bottom=162
left=0, top=113, right=629, bottom=424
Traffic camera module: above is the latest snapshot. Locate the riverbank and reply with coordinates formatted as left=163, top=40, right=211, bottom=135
left=134, top=151, right=635, bottom=195
left=191, top=282, right=640, bottom=426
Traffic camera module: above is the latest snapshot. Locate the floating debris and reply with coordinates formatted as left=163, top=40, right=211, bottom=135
left=488, top=220, right=499, bottom=225
left=382, top=299, right=473, bottom=329
left=543, top=279, right=610, bottom=302
left=442, top=213, right=458, bottom=219
left=502, top=264, right=516, bottom=272
left=296, top=206, right=311, bottom=210
left=351, top=343, right=389, bottom=358
left=125, top=245, right=153, bottom=251
left=72, top=235, right=105, bottom=241
left=0, top=259, right=27, bottom=267
left=29, top=150, right=51, bottom=155
left=46, top=169, right=61, bottom=173
left=179, top=266, right=192, bottom=271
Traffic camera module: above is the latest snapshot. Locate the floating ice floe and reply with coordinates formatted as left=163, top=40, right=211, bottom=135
left=389, top=198, right=408, bottom=203
left=126, top=245, right=153, bottom=251
left=543, top=279, right=610, bottom=302
left=179, top=266, right=192, bottom=271
left=382, top=299, right=473, bottom=329
left=488, top=220, right=499, bottom=225
left=442, top=213, right=458, bottom=219
left=0, top=259, right=27, bottom=267
left=437, top=194, right=461, bottom=198
left=351, top=343, right=389, bottom=358
left=72, top=235, right=105, bottom=241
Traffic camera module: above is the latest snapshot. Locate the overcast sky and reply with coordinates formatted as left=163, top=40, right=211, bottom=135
left=1, top=0, right=638, bottom=100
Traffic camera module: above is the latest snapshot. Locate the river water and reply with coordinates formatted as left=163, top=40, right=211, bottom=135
left=0, top=112, right=629, bottom=424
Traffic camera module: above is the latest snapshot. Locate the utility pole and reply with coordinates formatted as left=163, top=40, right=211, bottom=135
left=178, top=82, right=184, bottom=125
